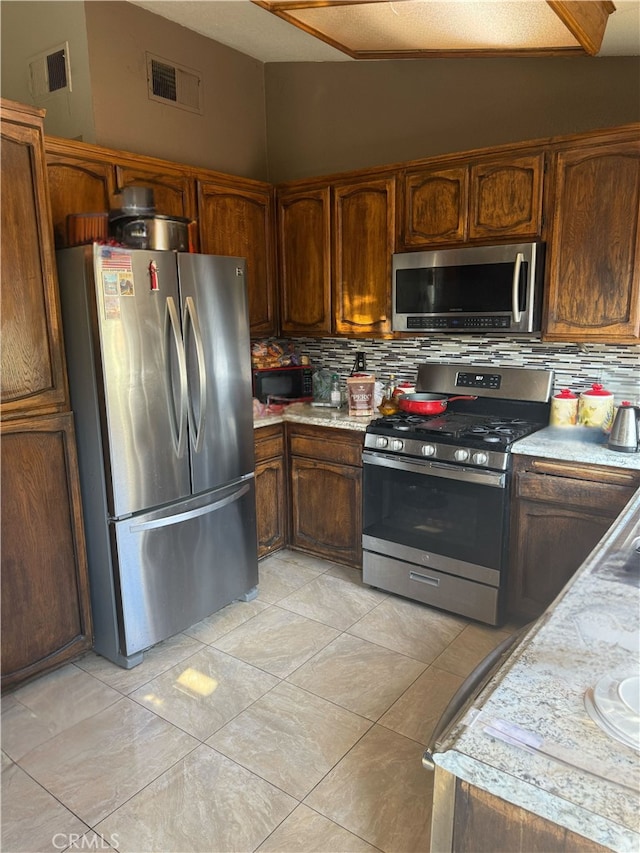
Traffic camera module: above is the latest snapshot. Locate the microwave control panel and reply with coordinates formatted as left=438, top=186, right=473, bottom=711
left=406, top=315, right=512, bottom=330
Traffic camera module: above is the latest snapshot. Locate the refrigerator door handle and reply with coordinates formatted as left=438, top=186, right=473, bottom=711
left=183, top=295, right=208, bottom=453
left=129, top=482, right=251, bottom=532
left=164, top=296, right=188, bottom=457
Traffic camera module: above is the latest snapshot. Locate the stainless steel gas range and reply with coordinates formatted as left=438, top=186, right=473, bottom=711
left=362, top=362, right=554, bottom=625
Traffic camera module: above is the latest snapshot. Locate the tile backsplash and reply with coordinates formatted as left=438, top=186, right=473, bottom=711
left=280, top=336, right=640, bottom=403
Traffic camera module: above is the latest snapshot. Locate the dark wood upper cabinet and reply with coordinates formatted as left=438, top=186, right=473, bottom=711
left=403, top=166, right=468, bottom=246
left=45, top=145, right=116, bottom=248
left=544, top=132, right=640, bottom=343
left=1, top=104, right=68, bottom=418
left=277, top=185, right=332, bottom=335
left=115, top=164, right=197, bottom=221
left=469, top=153, right=544, bottom=240
left=333, top=175, right=395, bottom=337
left=198, top=178, right=277, bottom=337
left=402, top=152, right=544, bottom=248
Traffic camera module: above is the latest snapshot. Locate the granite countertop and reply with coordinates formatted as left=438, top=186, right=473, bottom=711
left=433, top=489, right=640, bottom=851
left=255, top=408, right=640, bottom=472
left=513, top=425, right=640, bottom=470
left=253, top=402, right=374, bottom=432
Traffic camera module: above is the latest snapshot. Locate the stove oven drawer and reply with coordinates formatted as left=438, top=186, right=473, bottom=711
left=363, top=550, right=501, bottom=625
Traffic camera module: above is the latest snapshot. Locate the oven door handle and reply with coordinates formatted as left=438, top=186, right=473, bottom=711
left=362, top=450, right=506, bottom=488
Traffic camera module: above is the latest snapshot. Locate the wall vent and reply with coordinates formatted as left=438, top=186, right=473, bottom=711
left=28, top=42, right=71, bottom=97
left=146, top=53, right=202, bottom=114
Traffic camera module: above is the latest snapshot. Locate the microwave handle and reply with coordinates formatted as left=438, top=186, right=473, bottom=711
left=512, top=252, right=525, bottom=322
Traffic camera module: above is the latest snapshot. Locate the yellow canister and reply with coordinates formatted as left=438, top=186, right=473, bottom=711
left=550, top=389, right=578, bottom=426
left=578, top=383, right=614, bottom=430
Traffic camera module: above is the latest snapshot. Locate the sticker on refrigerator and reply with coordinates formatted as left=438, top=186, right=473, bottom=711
left=118, top=273, right=134, bottom=296
left=100, top=246, right=133, bottom=271
left=103, top=294, right=121, bottom=321
left=102, top=271, right=118, bottom=296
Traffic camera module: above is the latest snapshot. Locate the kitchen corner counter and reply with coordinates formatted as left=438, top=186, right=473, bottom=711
left=513, top=425, right=640, bottom=470
left=433, top=489, right=640, bottom=851
left=254, top=402, right=373, bottom=432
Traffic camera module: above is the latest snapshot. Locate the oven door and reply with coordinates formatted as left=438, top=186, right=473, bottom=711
left=362, top=450, right=510, bottom=623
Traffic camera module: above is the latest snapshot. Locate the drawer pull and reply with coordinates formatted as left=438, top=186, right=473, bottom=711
left=410, top=571, right=440, bottom=587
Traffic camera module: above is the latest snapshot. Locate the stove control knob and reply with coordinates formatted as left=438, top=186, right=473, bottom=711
left=375, top=436, right=389, bottom=449
left=454, top=448, right=470, bottom=463
left=421, top=444, right=436, bottom=457
left=391, top=439, right=404, bottom=452
left=472, top=451, right=489, bottom=466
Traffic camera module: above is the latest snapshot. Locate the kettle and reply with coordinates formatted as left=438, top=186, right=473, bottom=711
left=608, top=402, right=640, bottom=453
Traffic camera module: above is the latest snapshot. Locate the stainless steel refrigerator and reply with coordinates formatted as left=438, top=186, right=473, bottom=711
left=57, top=244, right=258, bottom=668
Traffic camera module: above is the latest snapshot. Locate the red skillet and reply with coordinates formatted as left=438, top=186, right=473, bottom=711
left=398, top=393, right=477, bottom=415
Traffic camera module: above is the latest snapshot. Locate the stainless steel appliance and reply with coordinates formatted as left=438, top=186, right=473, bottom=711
left=392, top=242, right=544, bottom=334
left=362, top=363, right=554, bottom=625
left=608, top=403, right=640, bottom=453
left=57, top=244, right=258, bottom=668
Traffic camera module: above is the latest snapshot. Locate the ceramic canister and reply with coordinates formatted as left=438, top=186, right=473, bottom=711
left=578, top=383, right=615, bottom=430
left=550, top=388, right=578, bottom=426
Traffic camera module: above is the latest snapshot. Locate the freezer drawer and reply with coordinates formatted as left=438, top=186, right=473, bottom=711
left=112, top=478, right=258, bottom=657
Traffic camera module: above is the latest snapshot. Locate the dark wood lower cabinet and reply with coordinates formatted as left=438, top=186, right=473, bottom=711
left=254, top=424, right=287, bottom=558
left=508, top=455, right=640, bottom=621
left=432, top=768, right=607, bottom=852
left=1, top=413, right=92, bottom=689
left=287, top=423, right=363, bottom=568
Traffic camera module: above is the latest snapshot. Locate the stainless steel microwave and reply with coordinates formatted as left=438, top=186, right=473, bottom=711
left=392, top=242, right=545, bottom=334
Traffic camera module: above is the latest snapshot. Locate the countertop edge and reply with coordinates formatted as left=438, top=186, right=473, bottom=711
left=432, top=489, right=640, bottom=851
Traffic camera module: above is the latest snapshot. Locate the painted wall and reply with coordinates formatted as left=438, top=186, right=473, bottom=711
left=265, top=57, right=640, bottom=181
left=1, top=1, right=269, bottom=180
left=83, top=2, right=269, bottom=179
left=0, top=1, right=95, bottom=141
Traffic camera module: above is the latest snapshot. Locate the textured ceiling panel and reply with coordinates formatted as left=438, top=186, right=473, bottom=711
left=289, top=1, right=580, bottom=52
left=127, top=1, right=640, bottom=62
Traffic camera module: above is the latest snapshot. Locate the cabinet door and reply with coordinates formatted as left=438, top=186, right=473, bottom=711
left=508, top=464, right=637, bottom=621
left=278, top=186, right=332, bottom=335
left=1, top=413, right=92, bottom=689
left=333, top=176, right=395, bottom=336
left=544, top=138, right=640, bottom=342
left=45, top=149, right=117, bottom=248
left=1, top=108, right=68, bottom=418
left=255, top=425, right=286, bottom=558
left=116, top=163, right=199, bottom=251
left=115, top=164, right=196, bottom=218
left=469, top=153, right=544, bottom=240
left=198, top=180, right=276, bottom=337
left=290, top=456, right=362, bottom=568
left=255, top=457, right=286, bottom=558
left=402, top=166, right=468, bottom=246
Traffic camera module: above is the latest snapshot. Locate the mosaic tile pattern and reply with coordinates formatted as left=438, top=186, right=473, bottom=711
left=275, top=336, right=640, bottom=403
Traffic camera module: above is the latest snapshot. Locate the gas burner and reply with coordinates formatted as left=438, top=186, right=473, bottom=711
left=483, top=435, right=504, bottom=444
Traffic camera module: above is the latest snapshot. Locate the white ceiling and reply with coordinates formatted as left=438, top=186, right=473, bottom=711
left=128, top=0, right=640, bottom=62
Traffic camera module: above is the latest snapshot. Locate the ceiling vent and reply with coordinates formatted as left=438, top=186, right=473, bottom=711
left=146, top=53, right=202, bottom=114
left=28, top=42, right=71, bottom=97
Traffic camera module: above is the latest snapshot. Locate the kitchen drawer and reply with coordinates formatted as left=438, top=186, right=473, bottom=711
left=287, top=423, right=363, bottom=467
left=526, top=458, right=640, bottom=487
left=515, top=471, right=637, bottom=515
left=254, top=423, right=284, bottom=463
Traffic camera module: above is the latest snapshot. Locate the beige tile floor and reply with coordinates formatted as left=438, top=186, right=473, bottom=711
left=1, top=550, right=515, bottom=853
